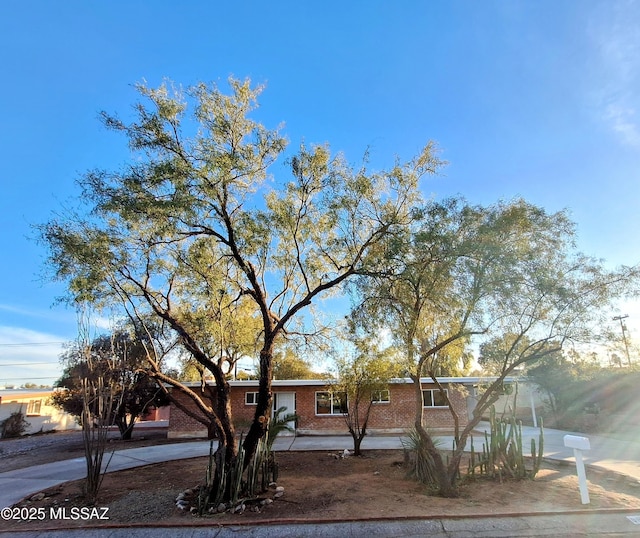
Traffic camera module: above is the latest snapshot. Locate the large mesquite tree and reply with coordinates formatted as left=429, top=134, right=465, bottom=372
left=353, top=197, right=639, bottom=497
left=40, top=78, right=440, bottom=498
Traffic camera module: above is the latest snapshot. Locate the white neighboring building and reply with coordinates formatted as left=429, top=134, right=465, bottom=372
left=0, top=388, right=80, bottom=435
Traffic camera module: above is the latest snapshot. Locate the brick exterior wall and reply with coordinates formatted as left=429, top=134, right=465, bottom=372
left=167, top=380, right=470, bottom=438
left=167, top=390, right=211, bottom=438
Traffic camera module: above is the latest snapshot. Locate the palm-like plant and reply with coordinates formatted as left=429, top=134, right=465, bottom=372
left=267, top=406, right=298, bottom=451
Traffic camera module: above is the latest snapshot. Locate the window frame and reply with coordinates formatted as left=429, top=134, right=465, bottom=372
left=26, top=399, right=42, bottom=416
left=315, top=391, right=348, bottom=416
left=245, top=392, right=259, bottom=406
left=422, top=388, right=449, bottom=408
left=371, top=389, right=390, bottom=404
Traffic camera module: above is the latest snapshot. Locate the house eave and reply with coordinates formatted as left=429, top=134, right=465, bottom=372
left=167, top=376, right=520, bottom=389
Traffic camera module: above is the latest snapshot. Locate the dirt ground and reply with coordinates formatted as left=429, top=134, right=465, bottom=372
left=3, top=430, right=640, bottom=531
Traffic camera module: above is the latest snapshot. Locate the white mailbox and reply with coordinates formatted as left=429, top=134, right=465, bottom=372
left=564, top=434, right=591, bottom=504
left=564, top=435, right=590, bottom=451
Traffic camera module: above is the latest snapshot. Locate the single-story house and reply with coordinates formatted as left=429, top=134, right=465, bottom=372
left=0, top=388, right=81, bottom=435
left=167, top=377, right=515, bottom=439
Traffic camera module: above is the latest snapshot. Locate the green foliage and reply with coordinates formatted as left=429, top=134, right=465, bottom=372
left=527, top=357, right=640, bottom=431
left=0, top=408, right=30, bottom=438
left=332, top=349, right=399, bottom=404
left=352, top=196, right=639, bottom=497
left=178, top=291, right=263, bottom=379
left=21, top=383, right=51, bottom=389
left=267, top=406, right=298, bottom=451
left=41, top=74, right=640, bottom=502
left=479, top=334, right=543, bottom=376
left=41, top=77, right=435, bottom=330
left=330, top=330, right=400, bottom=455
left=354, top=198, right=584, bottom=380
left=174, top=357, right=206, bottom=382
left=272, top=348, right=318, bottom=380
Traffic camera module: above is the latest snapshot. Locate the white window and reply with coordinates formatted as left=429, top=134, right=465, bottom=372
left=422, top=389, right=448, bottom=408
left=315, top=391, right=348, bottom=415
left=371, top=389, right=390, bottom=403
left=245, top=392, right=259, bottom=405
left=27, top=399, right=42, bottom=416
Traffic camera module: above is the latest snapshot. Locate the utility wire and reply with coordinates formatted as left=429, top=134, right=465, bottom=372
left=0, top=362, right=60, bottom=366
left=0, top=342, right=65, bottom=347
left=0, top=376, right=55, bottom=378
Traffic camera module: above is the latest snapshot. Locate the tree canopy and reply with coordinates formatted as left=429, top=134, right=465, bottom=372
left=40, top=77, right=440, bottom=502
left=39, top=75, right=639, bottom=503
left=351, top=197, right=639, bottom=496
left=272, top=348, right=320, bottom=380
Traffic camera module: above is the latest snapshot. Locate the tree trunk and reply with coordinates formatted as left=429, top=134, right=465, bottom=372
left=114, top=413, right=135, bottom=440
left=211, top=380, right=237, bottom=462
left=243, top=340, right=274, bottom=466
left=416, top=422, right=458, bottom=497
left=144, top=354, right=240, bottom=503
left=410, top=375, right=459, bottom=497
left=120, top=422, right=134, bottom=440
left=349, top=404, right=371, bottom=456
left=203, top=382, right=239, bottom=504
left=353, top=435, right=363, bottom=457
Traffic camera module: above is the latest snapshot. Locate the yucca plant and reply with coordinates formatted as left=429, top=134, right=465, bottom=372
left=401, top=427, right=443, bottom=490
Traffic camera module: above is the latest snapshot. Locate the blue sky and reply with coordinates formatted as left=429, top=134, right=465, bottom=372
left=1, top=1, right=640, bottom=386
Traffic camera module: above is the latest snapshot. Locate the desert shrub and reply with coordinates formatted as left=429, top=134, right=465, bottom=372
left=0, top=409, right=30, bottom=438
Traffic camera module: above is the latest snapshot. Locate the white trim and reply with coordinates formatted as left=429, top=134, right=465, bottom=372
left=315, top=391, right=347, bottom=416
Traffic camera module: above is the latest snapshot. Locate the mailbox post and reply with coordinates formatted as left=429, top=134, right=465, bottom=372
left=563, top=435, right=591, bottom=504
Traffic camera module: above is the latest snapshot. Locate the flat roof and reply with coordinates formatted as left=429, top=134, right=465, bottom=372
left=175, top=376, right=519, bottom=388
left=0, top=388, right=59, bottom=400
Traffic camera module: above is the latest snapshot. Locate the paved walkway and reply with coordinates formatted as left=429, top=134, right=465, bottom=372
left=1, top=424, right=640, bottom=536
